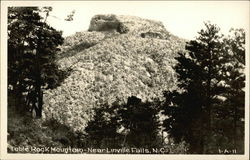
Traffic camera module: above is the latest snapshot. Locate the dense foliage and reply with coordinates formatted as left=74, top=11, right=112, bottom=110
left=216, top=28, right=245, bottom=153
left=162, top=23, right=245, bottom=153
left=58, top=31, right=106, bottom=60
left=85, top=96, right=162, bottom=149
left=7, top=93, right=81, bottom=152
left=8, top=7, right=65, bottom=118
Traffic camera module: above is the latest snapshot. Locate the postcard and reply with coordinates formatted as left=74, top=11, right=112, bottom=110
left=1, top=1, right=249, bottom=160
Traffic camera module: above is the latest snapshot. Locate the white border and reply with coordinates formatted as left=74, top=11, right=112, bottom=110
left=1, top=1, right=249, bottom=160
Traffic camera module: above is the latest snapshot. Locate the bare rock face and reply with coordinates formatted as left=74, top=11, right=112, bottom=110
left=88, top=14, right=169, bottom=38
left=43, top=15, right=186, bottom=131
left=141, top=32, right=164, bottom=39
left=88, top=14, right=121, bottom=32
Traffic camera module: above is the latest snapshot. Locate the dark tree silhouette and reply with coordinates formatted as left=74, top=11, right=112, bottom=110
left=214, top=29, right=245, bottom=153
left=85, top=104, right=122, bottom=148
left=162, top=22, right=244, bottom=153
left=118, top=96, right=162, bottom=148
left=8, top=7, right=65, bottom=117
left=85, top=96, right=162, bottom=149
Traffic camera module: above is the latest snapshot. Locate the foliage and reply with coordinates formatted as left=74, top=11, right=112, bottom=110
left=165, top=138, right=189, bottom=154
left=58, top=31, right=106, bottom=59
left=118, top=96, right=162, bottom=148
left=162, top=22, right=245, bottom=153
left=7, top=94, right=82, bottom=153
left=84, top=96, right=163, bottom=149
left=8, top=7, right=65, bottom=117
left=85, top=103, right=123, bottom=148
left=214, top=28, right=245, bottom=153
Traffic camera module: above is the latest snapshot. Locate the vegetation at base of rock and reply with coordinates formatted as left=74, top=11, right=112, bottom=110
left=8, top=93, right=188, bottom=154
left=8, top=93, right=81, bottom=152
left=85, top=96, right=162, bottom=148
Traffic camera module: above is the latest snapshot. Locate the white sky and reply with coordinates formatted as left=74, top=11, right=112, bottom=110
left=44, top=1, right=249, bottom=39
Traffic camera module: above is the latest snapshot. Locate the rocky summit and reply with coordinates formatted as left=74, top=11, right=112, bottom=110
left=43, top=14, right=186, bottom=131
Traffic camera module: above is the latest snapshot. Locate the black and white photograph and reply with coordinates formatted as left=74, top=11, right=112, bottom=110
left=0, top=1, right=249, bottom=160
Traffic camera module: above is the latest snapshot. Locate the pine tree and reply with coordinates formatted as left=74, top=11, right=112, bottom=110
left=85, top=96, right=162, bottom=149
left=85, top=104, right=122, bottom=148
left=8, top=7, right=65, bottom=117
left=216, top=29, right=245, bottom=153
left=8, top=7, right=41, bottom=111
left=163, top=22, right=228, bottom=153
left=118, top=96, right=162, bottom=148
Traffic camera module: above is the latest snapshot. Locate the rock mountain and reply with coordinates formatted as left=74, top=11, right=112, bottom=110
left=43, top=14, right=186, bottom=131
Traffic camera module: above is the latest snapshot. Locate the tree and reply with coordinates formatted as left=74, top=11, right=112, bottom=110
left=227, top=29, right=245, bottom=153
left=85, top=96, right=163, bottom=149
left=118, top=96, right=162, bottom=148
left=8, top=7, right=41, bottom=110
left=85, top=104, right=122, bottom=148
left=8, top=7, right=65, bottom=117
left=215, top=29, right=245, bottom=153
left=163, top=22, right=229, bottom=153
